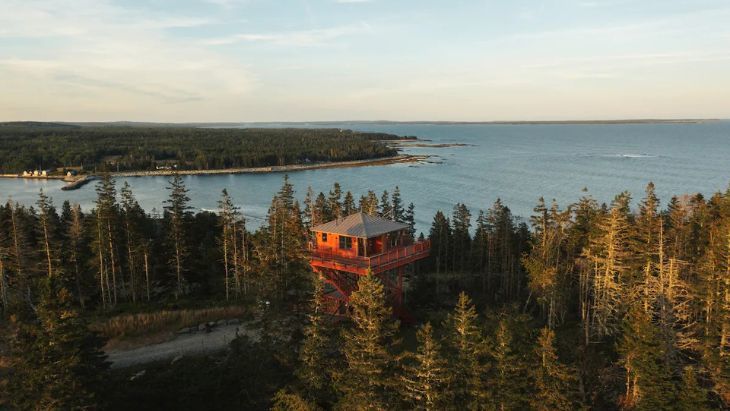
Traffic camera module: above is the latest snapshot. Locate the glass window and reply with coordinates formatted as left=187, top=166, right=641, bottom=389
left=321, top=232, right=327, bottom=242
left=339, top=236, right=352, bottom=250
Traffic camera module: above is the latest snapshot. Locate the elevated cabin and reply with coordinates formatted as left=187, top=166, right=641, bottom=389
left=310, top=212, right=429, bottom=275
left=309, top=212, right=430, bottom=319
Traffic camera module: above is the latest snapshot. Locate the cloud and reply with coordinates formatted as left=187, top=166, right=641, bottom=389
left=201, top=22, right=372, bottom=46
left=0, top=0, right=255, bottom=120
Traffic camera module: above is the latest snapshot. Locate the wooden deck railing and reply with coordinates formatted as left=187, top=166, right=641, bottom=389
left=310, top=239, right=430, bottom=273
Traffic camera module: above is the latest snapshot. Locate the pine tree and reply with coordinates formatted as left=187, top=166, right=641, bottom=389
left=391, top=186, right=405, bottom=222
left=315, top=192, right=331, bottom=222
left=296, top=277, right=333, bottom=401
left=400, top=322, right=451, bottom=410
left=486, top=318, right=526, bottom=411
left=336, top=273, right=398, bottom=409
left=443, top=292, right=484, bottom=408
left=470, top=210, right=490, bottom=295
left=94, top=175, right=119, bottom=307
left=451, top=203, right=471, bottom=274
left=677, top=366, right=710, bottom=411
left=218, top=189, right=239, bottom=300
left=328, top=182, right=343, bottom=219
left=164, top=173, right=192, bottom=299
left=64, top=203, right=87, bottom=308
left=360, top=190, right=379, bottom=216
left=616, top=305, right=677, bottom=410
left=343, top=191, right=357, bottom=216
left=584, top=200, right=630, bottom=340
left=5, top=276, right=109, bottom=409
left=428, top=211, right=451, bottom=278
left=36, top=189, right=60, bottom=279
left=405, top=202, right=416, bottom=238
left=303, top=186, right=316, bottom=230
left=271, top=389, right=320, bottom=411
left=530, top=327, right=576, bottom=411
left=380, top=190, right=392, bottom=219
left=258, top=176, right=308, bottom=298
left=120, top=182, right=144, bottom=303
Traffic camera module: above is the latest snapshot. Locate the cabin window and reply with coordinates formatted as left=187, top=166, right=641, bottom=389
left=339, top=236, right=352, bottom=250
left=321, top=233, right=327, bottom=242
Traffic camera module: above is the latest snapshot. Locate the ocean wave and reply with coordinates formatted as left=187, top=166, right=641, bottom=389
left=582, top=153, right=658, bottom=159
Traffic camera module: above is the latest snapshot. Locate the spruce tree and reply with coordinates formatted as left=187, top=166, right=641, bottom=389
left=405, top=202, right=416, bottom=238
left=164, top=173, right=192, bottom=299
left=616, top=305, right=677, bottom=410
left=380, top=190, right=392, bottom=219
left=315, top=192, right=331, bottom=222
left=328, top=182, right=343, bottom=219
left=443, top=292, right=484, bottom=408
left=677, top=366, right=710, bottom=411
left=120, top=182, right=145, bottom=303
left=218, top=189, right=239, bottom=300
left=343, top=191, right=357, bottom=216
left=530, top=327, right=577, bottom=411
left=486, top=318, right=526, bottom=411
left=271, top=389, right=320, bottom=411
left=36, top=189, right=59, bottom=279
left=296, top=278, right=333, bottom=402
left=451, top=203, right=471, bottom=274
left=401, top=322, right=452, bottom=410
left=428, top=211, right=452, bottom=277
left=391, top=186, right=405, bottom=222
left=336, top=273, right=398, bottom=409
left=94, top=175, right=119, bottom=307
left=258, top=176, right=308, bottom=298
left=5, top=276, right=109, bottom=409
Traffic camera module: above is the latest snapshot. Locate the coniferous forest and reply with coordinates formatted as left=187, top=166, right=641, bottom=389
left=0, top=123, right=403, bottom=173
left=0, top=176, right=728, bottom=410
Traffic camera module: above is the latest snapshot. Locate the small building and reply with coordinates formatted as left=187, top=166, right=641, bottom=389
left=310, top=212, right=430, bottom=318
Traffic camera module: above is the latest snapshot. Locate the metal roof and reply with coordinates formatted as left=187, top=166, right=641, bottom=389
left=311, top=212, right=409, bottom=238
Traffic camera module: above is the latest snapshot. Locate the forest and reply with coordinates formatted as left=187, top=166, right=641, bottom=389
left=0, top=123, right=404, bottom=173
left=0, top=176, right=728, bottom=410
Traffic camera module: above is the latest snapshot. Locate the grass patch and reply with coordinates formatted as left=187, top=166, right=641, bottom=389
left=93, top=305, right=250, bottom=350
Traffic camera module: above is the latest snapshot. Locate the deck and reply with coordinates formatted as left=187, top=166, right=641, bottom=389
left=310, top=239, right=430, bottom=275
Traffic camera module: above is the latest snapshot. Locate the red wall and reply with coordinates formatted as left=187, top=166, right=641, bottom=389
left=313, top=231, right=360, bottom=258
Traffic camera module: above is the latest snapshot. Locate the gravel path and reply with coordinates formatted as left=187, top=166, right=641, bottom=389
left=106, top=323, right=259, bottom=369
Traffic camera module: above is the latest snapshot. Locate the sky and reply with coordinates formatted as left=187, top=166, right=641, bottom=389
left=1, top=0, right=729, bottom=122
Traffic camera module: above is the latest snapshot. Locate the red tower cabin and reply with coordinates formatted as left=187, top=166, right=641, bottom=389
left=309, top=212, right=430, bottom=317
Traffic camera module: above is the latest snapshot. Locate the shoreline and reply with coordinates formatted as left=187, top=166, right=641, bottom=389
left=0, top=154, right=430, bottom=189
left=110, top=154, right=428, bottom=178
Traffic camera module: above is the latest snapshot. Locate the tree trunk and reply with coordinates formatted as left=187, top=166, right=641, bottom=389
left=97, top=218, right=107, bottom=308
left=107, top=221, right=118, bottom=305
left=144, top=247, right=150, bottom=302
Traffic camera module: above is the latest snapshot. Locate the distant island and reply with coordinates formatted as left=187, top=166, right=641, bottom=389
left=152, top=118, right=721, bottom=127
left=0, top=122, right=417, bottom=177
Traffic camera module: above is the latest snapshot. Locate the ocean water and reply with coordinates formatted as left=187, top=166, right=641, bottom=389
left=1, top=121, right=729, bottom=233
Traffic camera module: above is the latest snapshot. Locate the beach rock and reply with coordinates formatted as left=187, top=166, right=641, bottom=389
left=176, top=327, right=190, bottom=335
left=227, top=318, right=240, bottom=325
left=198, top=323, right=207, bottom=332
left=171, top=355, right=183, bottom=365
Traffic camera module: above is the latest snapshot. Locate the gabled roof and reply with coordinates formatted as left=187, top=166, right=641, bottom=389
left=312, top=212, right=409, bottom=238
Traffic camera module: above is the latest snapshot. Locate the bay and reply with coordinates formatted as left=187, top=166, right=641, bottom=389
left=1, top=121, right=729, bottom=234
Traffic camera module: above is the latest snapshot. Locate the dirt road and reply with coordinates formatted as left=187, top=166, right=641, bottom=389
left=106, top=323, right=259, bottom=369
